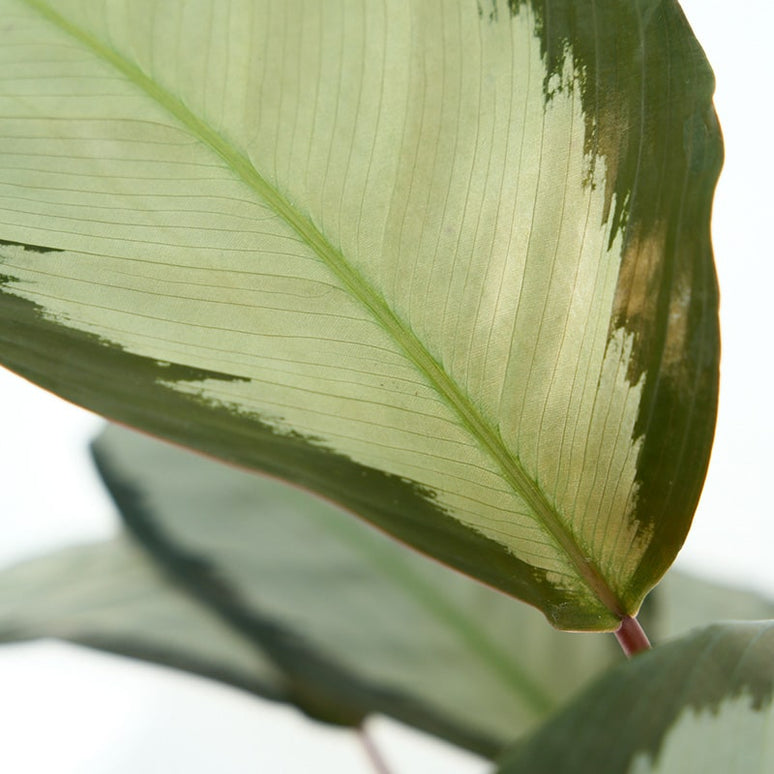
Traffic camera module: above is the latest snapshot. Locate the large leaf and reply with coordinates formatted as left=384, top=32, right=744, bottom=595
left=498, top=622, right=774, bottom=773
left=4, top=425, right=771, bottom=758
left=0, top=0, right=721, bottom=629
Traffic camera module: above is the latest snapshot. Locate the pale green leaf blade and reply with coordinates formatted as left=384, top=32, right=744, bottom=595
left=0, top=537, right=288, bottom=704
left=498, top=622, right=774, bottom=774
left=0, top=0, right=721, bottom=629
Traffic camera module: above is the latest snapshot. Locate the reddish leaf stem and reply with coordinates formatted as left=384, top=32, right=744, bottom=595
left=357, top=726, right=394, bottom=774
left=614, top=615, right=651, bottom=657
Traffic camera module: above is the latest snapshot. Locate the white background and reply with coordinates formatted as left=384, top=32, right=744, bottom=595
left=1, top=1, right=772, bottom=771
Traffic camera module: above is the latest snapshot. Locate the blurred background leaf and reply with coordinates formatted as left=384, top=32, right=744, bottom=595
left=1, top=425, right=772, bottom=760
left=498, top=622, right=774, bottom=773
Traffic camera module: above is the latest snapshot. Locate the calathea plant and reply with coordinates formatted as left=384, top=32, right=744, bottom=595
left=1, top=1, right=771, bottom=771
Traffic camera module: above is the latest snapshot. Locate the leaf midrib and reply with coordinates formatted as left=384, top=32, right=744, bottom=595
left=23, top=0, right=625, bottom=621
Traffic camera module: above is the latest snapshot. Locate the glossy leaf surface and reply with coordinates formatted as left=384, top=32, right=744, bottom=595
left=0, top=0, right=721, bottom=628
left=498, top=622, right=774, bottom=773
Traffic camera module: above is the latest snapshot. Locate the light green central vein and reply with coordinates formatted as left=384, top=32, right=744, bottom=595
left=23, top=0, right=625, bottom=621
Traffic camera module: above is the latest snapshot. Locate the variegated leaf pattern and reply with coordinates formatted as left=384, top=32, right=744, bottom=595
left=0, top=0, right=721, bottom=629
left=498, top=623, right=774, bottom=773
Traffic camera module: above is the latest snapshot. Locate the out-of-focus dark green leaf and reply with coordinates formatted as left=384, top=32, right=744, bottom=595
left=88, top=425, right=621, bottom=755
left=5, top=424, right=768, bottom=758
left=0, top=537, right=286, bottom=702
left=498, top=622, right=774, bottom=773
left=3, top=426, right=770, bottom=757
